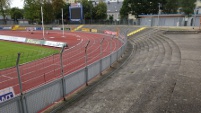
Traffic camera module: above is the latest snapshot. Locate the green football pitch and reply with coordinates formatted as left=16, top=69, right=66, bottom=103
left=0, top=40, right=59, bottom=69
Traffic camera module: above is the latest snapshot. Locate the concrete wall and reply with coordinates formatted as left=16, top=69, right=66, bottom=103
left=138, top=14, right=198, bottom=27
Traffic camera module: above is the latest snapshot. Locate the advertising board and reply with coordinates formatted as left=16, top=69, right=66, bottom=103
left=0, top=87, right=15, bottom=103
left=0, top=35, right=26, bottom=42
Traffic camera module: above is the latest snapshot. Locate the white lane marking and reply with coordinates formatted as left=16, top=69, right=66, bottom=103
left=2, top=75, right=13, bottom=79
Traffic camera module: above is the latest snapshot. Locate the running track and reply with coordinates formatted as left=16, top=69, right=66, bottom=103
left=0, top=30, right=122, bottom=95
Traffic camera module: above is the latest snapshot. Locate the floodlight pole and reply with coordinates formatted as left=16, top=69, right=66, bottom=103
left=62, top=8, right=65, bottom=37
left=90, top=6, right=92, bottom=24
left=90, top=1, right=96, bottom=24
left=41, top=6, right=45, bottom=40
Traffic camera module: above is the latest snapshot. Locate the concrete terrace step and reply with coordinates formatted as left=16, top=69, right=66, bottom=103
left=164, top=30, right=200, bottom=34
left=127, top=28, right=178, bottom=84
left=155, top=35, right=172, bottom=64
left=158, top=34, right=181, bottom=64
left=145, top=38, right=159, bottom=69
left=128, top=31, right=161, bottom=74
left=126, top=31, right=179, bottom=113
left=129, top=40, right=147, bottom=73
left=125, top=30, right=174, bottom=112
left=151, top=34, right=166, bottom=67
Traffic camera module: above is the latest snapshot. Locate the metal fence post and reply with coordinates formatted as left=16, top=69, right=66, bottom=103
left=60, top=46, right=66, bottom=101
left=100, top=38, right=104, bottom=74
left=16, top=53, right=27, bottom=113
left=110, top=36, right=114, bottom=66
left=85, top=40, right=90, bottom=86
left=116, top=35, right=119, bottom=61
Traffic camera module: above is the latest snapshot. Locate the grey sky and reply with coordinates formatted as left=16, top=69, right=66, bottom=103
left=10, top=0, right=24, bottom=8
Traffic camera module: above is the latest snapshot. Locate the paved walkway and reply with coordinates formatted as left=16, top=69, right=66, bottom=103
left=57, top=29, right=201, bottom=113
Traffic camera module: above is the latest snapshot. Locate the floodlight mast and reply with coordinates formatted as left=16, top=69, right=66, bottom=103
left=41, top=6, right=45, bottom=40
left=62, top=8, right=65, bottom=37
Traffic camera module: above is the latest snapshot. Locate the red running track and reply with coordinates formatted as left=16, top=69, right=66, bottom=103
left=0, top=30, right=122, bottom=95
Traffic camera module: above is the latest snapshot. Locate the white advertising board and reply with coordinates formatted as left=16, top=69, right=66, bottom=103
left=0, top=87, right=15, bottom=103
left=0, top=35, right=26, bottom=42
left=44, top=41, right=66, bottom=47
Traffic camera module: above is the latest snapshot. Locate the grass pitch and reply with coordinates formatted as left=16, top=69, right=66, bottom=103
left=0, top=40, right=59, bottom=69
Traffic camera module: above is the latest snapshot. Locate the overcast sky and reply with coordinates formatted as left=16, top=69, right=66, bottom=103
left=10, top=0, right=24, bottom=9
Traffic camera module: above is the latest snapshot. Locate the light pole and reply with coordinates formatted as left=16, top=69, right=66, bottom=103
left=90, top=1, right=96, bottom=24
left=90, top=5, right=92, bottom=24
left=157, top=3, right=161, bottom=28
left=61, top=8, right=65, bottom=37
left=41, top=6, right=45, bottom=40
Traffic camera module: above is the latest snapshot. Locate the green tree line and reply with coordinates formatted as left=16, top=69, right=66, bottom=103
left=23, top=0, right=69, bottom=24
left=120, top=0, right=197, bottom=18
left=0, top=0, right=107, bottom=24
left=2, top=0, right=195, bottom=24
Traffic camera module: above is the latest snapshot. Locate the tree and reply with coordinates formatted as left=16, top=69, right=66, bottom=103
left=24, top=0, right=69, bottom=24
left=0, top=0, right=10, bottom=24
left=24, top=0, right=41, bottom=24
left=93, top=2, right=107, bottom=20
left=63, top=3, right=70, bottom=23
left=10, top=8, right=23, bottom=19
left=120, top=0, right=156, bottom=18
left=178, top=0, right=196, bottom=16
left=10, top=7, right=23, bottom=23
left=120, top=0, right=130, bottom=19
left=80, top=0, right=93, bottom=20
left=43, top=1, right=54, bottom=24
left=109, top=15, right=113, bottom=21
left=52, top=0, right=65, bottom=20
left=162, top=0, right=179, bottom=14
left=120, top=0, right=181, bottom=18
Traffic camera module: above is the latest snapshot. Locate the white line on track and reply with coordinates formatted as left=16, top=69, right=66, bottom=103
left=2, top=75, right=13, bottom=79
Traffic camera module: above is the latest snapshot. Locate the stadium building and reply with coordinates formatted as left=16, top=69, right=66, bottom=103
left=106, top=1, right=123, bottom=21
left=87, top=0, right=123, bottom=21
